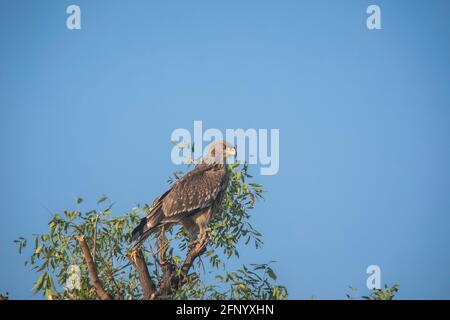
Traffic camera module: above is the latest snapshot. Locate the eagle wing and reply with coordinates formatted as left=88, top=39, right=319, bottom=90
left=162, top=164, right=228, bottom=218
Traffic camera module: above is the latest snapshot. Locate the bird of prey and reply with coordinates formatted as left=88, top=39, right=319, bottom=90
left=131, top=140, right=236, bottom=249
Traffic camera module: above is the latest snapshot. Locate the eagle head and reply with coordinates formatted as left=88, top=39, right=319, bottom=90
left=204, top=140, right=236, bottom=164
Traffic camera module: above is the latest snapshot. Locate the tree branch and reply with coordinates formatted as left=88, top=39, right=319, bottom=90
left=158, top=260, right=178, bottom=297
left=180, top=239, right=209, bottom=279
left=159, top=236, right=210, bottom=296
left=76, top=235, right=113, bottom=300
left=128, top=229, right=210, bottom=299
left=127, top=249, right=157, bottom=299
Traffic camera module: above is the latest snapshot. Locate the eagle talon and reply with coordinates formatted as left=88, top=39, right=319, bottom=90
left=197, top=231, right=210, bottom=250
left=186, top=234, right=204, bottom=254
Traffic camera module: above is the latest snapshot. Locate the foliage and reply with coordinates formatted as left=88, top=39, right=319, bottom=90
left=346, top=284, right=399, bottom=300
left=14, top=200, right=143, bottom=300
left=362, top=284, right=399, bottom=300
left=14, top=162, right=287, bottom=300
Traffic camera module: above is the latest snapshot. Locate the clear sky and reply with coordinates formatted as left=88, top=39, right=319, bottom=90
left=1, top=0, right=449, bottom=299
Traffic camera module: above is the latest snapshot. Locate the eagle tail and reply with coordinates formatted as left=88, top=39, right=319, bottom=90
left=130, top=207, right=166, bottom=249
left=130, top=218, right=153, bottom=249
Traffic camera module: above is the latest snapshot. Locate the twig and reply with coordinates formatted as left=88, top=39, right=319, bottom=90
left=96, top=254, right=123, bottom=295
left=92, top=215, right=99, bottom=262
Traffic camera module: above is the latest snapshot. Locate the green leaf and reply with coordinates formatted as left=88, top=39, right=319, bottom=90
left=34, top=245, right=44, bottom=255
left=266, top=267, right=277, bottom=280
left=33, top=272, right=47, bottom=293
left=47, top=275, right=55, bottom=290
left=97, top=195, right=108, bottom=204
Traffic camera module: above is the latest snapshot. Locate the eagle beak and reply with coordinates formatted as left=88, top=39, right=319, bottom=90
left=226, top=147, right=236, bottom=158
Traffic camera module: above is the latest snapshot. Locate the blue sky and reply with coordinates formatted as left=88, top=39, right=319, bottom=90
left=1, top=0, right=449, bottom=299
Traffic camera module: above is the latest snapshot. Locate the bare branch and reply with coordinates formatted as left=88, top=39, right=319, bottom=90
left=127, top=249, right=157, bottom=299
left=76, top=235, right=113, bottom=300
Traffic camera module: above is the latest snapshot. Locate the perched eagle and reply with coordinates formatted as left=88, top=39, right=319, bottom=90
left=131, top=140, right=236, bottom=248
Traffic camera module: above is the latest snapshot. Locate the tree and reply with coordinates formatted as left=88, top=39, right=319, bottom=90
left=14, top=162, right=288, bottom=300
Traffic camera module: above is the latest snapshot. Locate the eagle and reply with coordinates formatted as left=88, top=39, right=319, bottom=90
left=131, top=140, right=236, bottom=249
